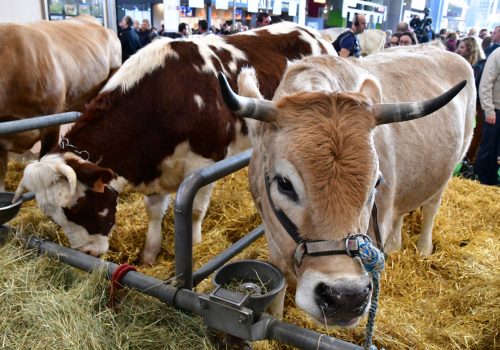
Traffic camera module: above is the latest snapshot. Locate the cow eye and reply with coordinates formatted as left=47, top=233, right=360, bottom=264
left=275, top=176, right=298, bottom=202
left=375, top=175, right=384, bottom=188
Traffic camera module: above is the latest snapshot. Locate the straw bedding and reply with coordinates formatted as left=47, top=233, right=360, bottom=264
left=2, top=158, right=499, bottom=350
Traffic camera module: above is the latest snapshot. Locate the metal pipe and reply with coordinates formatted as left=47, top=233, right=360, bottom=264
left=266, top=318, right=363, bottom=350
left=192, top=224, right=264, bottom=286
left=0, top=112, right=81, bottom=136
left=23, top=235, right=200, bottom=313
left=22, top=235, right=360, bottom=349
left=174, top=149, right=252, bottom=290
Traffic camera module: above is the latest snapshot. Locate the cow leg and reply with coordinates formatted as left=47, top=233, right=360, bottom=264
left=0, top=149, right=7, bottom=191
left=192, top=183, right=215, bottom=244
left=39, top=126, right=60, bottom=157
left=387, top=215, right=404, bottom=251
left=142, top=193, right=170, bottom=265
left=417, top=190, right=445, bottom=256
left=375, top=206, right=401, bottom=252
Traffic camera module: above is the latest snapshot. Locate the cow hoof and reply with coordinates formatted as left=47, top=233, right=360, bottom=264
left=141, top=255, right=157, bottom=266
left=416, top=243, right=433, bottom=257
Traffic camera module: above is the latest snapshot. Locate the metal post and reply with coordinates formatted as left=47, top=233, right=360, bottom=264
left=0, top=112, right=81, bottom=136
left=192, top=224, right=264, bottom=286
left=174, top=149, right=253, bottom=290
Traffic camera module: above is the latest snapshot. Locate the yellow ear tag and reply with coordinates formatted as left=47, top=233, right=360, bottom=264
left=93, top=178, right=105, bottom=193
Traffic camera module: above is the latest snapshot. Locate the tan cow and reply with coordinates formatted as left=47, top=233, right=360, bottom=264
left=219, top=44, right=475, bottom=327
left=0, top=16, right=121, bottom=190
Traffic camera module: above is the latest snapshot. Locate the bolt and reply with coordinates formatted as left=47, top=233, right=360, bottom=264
left=200, top=301, right=208, bottom=310
left=238, top=316, right=246, bottom=323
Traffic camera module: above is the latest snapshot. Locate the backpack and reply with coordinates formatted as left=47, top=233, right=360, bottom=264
left=332, top=30, right=354, bottom=54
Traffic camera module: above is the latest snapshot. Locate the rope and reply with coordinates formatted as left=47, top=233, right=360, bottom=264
left=358, top=241, right=385, bottom=350
left=108, top=263, right=137, bottom=310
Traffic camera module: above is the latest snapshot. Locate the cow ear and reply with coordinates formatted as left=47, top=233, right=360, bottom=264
left=65, top=158, right=115, bottom=190
left=359, top=78, right=382, bottom=104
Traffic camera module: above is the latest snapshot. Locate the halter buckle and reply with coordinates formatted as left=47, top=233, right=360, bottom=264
left=345, top=233, right=372, bottom=257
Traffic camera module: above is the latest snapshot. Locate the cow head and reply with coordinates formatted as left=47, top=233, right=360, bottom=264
left=14, top=153, right=118, bottom=256
left=219, top=70, right=465, bottom=327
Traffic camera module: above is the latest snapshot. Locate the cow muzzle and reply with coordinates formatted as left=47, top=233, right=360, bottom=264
left=314, top=277, right=372, bottom=327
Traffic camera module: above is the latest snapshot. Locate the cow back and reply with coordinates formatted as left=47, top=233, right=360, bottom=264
left=0, top=16, right=121, bottom=117
left=65, top=22, right=334, bottom=187
left=275, top=44, right=475, bottom=214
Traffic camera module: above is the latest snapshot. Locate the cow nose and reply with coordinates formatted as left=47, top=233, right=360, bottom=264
left=314, top=280, right=372, bottom=319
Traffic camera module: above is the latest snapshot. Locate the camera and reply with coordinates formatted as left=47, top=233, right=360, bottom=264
left=409, top=8, right=434, bottom=43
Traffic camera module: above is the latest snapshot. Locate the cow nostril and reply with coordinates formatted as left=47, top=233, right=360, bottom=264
left=314, top=281, right=372, bottom=319
left=315, top=283, right=341, bottom=310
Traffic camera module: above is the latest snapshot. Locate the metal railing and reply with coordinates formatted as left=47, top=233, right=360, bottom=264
left=1, top=112, right=364, bottom=350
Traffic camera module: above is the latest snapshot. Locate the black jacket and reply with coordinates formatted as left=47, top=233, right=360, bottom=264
left=119, top=27, right=141, bottom=62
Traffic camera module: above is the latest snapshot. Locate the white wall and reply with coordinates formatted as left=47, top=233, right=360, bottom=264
left=0, top=0, right=44, bottom=23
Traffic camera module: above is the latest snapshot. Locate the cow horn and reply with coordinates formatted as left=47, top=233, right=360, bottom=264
left=218, top=72, right=277, bottom=122
left=55, top=163, right=77, bottom=196
left=372, top=80, right=467, bottom=125
left=12, top=179, right=26, bottom=203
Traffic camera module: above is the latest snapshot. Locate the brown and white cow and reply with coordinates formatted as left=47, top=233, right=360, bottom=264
left=218, top=44, right=475, bottom=327
left=0, top=16, right=121, bottom=190
left=13, top=22, right=334, bottom=263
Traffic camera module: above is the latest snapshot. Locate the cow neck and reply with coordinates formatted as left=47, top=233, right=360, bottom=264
left=264, top=174, right=384, bottom=268
left=59, top=137, right=90, bottom=161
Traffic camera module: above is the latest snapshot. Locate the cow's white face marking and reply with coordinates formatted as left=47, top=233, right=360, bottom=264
left=98, top=208, right=109, bottom=217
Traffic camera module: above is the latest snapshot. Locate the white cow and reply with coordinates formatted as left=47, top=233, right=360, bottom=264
left=219, top=44, right=475, bottom=327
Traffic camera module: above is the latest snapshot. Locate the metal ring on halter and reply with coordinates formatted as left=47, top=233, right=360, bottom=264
left=345, top=233, right=372, bottom=257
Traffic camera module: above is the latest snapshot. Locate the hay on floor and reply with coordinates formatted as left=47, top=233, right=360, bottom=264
left=4, top=158, right=500, bottom=350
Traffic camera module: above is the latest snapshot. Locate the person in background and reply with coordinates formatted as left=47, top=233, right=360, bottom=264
left=158, top=24, right=165, bottom=36
left=133, top=20, right=140, bottom=33
left=445, top=32, right=459, bottom=52
left=399, top=31, right=417, bottom=46
left=438, top=28, right=448, bottom=43
left=138, top=19, right=155, bottom=47
left=396, top=21, right=409, bottom=33
left=484, top=26, right=500, bottom=57
left=479, top=28, right=489, bottom=40
left=385, top=29, right=393, bottom=45
left=385, top=32, right=401, bottom=48
left=256, top=13, right=271, bottom=27
left=456, top=37, right=482, bottom=66
left=333, top=13, right=367, bottom=58
left=476, top=48, right=500, bottom=185
left=457, top=37, right=485, bottom=167
left=482, top=36, right=492, bottom=53
left=178, top=22, right=190, bottom=38
left=197, top=19, right=210, bottom=35
left=119, top=16, right=141, bottom=62
left=468, top=27, right=483, bottom=48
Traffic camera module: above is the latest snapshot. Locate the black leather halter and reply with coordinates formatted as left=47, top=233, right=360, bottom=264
left=264, top=175, right=384, bottom=269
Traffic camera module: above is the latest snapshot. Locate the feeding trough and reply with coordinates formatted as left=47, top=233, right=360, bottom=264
left=0, top=192, right=35, bottom=225
left=212, top=259, right=285, bottom=315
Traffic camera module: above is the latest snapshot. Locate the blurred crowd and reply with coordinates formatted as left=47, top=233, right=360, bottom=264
left=116, top=12, right=500, bottom=186
left=117, top=13, right=275, bottom=62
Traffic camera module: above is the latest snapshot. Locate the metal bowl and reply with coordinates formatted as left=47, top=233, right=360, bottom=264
left=213, top=259, right=286, bottom=315
left=0, top=192, right=35, bottom=225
